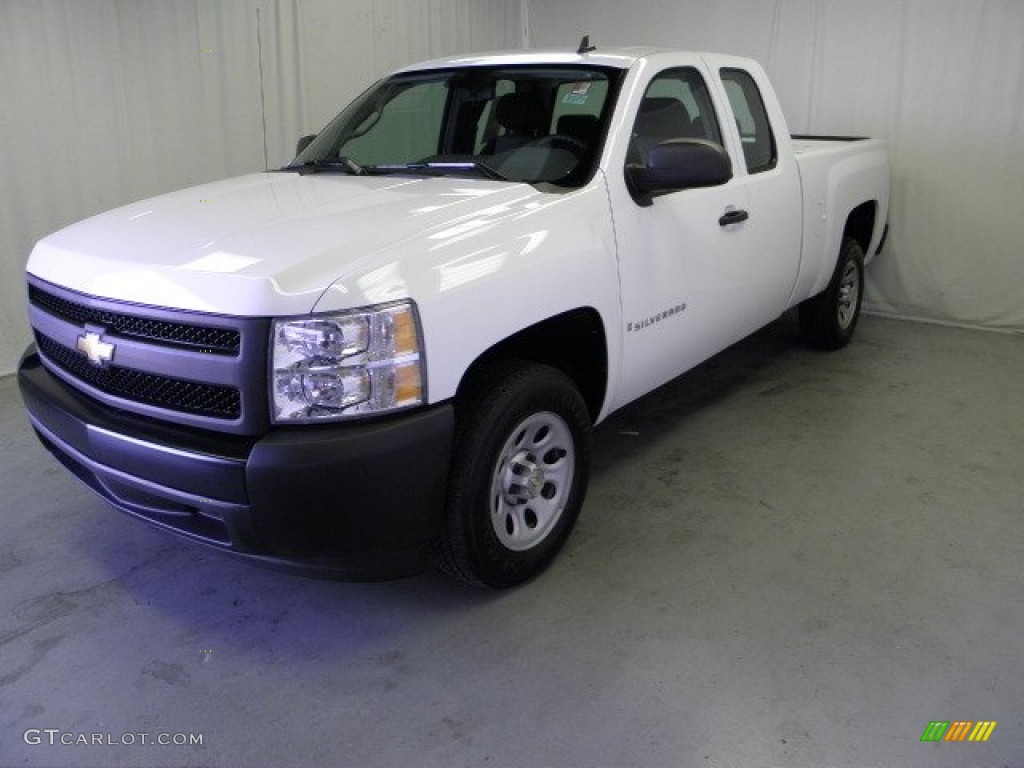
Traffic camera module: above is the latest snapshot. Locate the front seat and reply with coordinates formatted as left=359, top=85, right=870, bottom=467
left=487, top=92, right=548, bottom=154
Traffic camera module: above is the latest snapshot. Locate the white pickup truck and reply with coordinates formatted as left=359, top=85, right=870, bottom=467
left=18, top=44, right=889, bottom=587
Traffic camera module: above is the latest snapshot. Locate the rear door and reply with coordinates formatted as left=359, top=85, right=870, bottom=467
left=715, top=62, right=803, bottom=313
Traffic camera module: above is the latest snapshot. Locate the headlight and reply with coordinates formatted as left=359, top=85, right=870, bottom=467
left=271, top=300, right=424, bottom=423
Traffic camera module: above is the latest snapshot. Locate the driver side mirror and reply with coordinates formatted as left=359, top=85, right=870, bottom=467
left=295, top=134, right=317, bottom=156
left=626, top=139, right=732, bottom=206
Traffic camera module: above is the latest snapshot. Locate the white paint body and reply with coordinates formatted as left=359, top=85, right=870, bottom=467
left=26, top=49, right=889, bottom=423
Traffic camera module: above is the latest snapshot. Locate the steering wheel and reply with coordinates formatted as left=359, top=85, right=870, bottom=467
left=526, top=134, right=590, bottom=160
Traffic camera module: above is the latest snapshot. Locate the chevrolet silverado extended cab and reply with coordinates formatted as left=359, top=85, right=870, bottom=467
left=18, top=46, right=889, bottom=587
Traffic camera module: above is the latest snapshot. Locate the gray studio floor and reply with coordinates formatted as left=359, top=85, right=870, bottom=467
left=2, top=314, right=1022, bottom=768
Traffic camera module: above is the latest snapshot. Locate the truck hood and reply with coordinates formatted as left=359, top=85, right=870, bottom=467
left=27, top=171, right=544, bottom=316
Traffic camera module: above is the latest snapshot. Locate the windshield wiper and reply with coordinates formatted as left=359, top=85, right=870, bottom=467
left=368, top=161, right=510, bottom=182
left=285, top=157, right=366, bottom=176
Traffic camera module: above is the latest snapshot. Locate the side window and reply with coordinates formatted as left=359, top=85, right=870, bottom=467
left=631, top=67, right=722, bottom=164
left=720, top=68, right=776, bottom=173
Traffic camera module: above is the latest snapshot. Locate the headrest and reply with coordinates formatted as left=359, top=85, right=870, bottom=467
left=496, top=92, right=547, bottom=135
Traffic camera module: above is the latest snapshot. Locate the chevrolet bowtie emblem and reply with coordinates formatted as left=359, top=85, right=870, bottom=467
left=76, top=331, right=115, bottom=366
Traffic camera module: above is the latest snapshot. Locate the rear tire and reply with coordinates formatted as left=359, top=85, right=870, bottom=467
left=799, top=236, right=865, bottom=350
left=433, top=361, right=591, bottom=588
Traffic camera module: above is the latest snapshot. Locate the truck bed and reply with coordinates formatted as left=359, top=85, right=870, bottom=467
left=789, top=133, right=890, bottom=296
left=791, top=134, right=872, bottom=158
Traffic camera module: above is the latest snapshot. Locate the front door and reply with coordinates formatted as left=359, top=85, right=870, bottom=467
left=612, top=63, right=761, bottom=408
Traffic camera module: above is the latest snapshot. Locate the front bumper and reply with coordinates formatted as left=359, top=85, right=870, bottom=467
left=18, top=345, right=454, bottom=579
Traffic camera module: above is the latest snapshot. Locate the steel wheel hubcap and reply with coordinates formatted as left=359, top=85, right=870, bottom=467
left=491, top=411, right=575, bottom=551
left=837, top=259, right=860, bottom=329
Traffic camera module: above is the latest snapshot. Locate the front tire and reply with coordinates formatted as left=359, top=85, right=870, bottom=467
left=799, top=236, right=865, bottom=350
left=433, top=361, right=592, bottom=588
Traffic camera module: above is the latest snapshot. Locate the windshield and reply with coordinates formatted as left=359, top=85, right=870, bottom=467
left=287, top=65, right=622, bottom=189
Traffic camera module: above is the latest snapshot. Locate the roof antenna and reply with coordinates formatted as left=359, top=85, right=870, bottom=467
left=577, top=35, right=596, bottom=54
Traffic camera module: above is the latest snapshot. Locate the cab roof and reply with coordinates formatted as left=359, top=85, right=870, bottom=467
left=393, top=47, right=758, bottom=77
left=395, top=47, right=669, bottom=73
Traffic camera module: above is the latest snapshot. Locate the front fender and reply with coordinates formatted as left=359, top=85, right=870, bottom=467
left=315, top=176, right=621, bottom=409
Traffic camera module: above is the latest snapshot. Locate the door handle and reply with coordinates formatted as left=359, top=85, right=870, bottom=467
left=719, top=209, right=749, bottom=227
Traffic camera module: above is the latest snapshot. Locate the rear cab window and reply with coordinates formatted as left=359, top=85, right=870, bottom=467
left=720, top=68, right=777, bottom=173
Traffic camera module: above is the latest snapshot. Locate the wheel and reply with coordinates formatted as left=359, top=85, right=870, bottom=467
left=433, top=361, right=592, bottom=588
left=799, top=236, right=865, bottom=350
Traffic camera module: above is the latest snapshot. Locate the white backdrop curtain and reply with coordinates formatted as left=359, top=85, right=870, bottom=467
left=3, top=1, right=1021, bottom=376
left=0, top=0, right=521, bottom=375
left=524, top=0, right=1024, bottom=333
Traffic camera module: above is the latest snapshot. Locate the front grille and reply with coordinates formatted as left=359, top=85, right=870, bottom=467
left=36, top=333, right=241, bottom=420
left=29, top=284, right=240, bottom=355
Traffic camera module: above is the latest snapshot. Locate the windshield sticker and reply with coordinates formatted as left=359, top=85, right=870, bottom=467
left=563, top=82, right=592, bottom=106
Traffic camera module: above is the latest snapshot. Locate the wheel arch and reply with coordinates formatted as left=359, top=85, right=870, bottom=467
left=842, top=200, right=877, bottom=255
left=455, top=307, right=608, bottom=423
